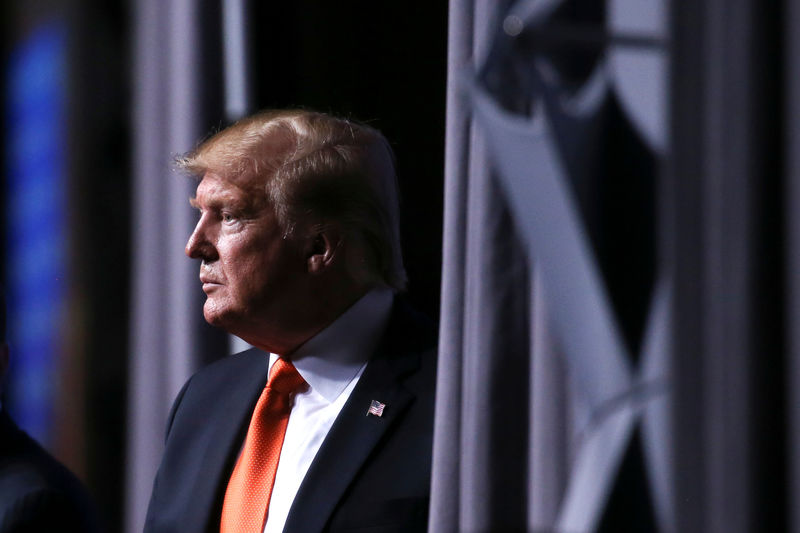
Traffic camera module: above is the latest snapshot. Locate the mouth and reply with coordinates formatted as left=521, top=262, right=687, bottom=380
left=199, top=275, right=223, bottom=291
left=201, top=283, right=223, bottom=295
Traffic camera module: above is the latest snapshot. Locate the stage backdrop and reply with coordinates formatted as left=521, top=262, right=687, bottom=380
left=431, top=0, right=787, bottom=531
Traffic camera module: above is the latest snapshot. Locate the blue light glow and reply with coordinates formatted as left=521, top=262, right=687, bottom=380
left=4, top=21, right=68, bottom=445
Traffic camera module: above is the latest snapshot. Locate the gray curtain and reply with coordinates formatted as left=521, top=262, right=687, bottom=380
left=126, top=2, right=207, bottom=531
left=431, top=0, right=673, bottom=531
left=671, top=0, right=784, bottom=530
left=126, top=1, right=237, bottom=531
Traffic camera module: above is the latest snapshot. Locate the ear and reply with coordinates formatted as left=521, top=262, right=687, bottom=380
left=306, top=225, right=342, bottom=274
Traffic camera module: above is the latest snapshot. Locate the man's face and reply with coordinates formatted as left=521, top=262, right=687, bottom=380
left=186, top=173, right=307, bottom=342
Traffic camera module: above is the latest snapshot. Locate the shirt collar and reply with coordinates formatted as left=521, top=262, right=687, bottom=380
left=269, top=287, right=394, bottom=403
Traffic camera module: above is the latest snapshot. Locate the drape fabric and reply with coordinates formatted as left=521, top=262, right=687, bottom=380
left=670, top=0, right=785, bottom=530
left=430, top=0, right=672, bottom=531
left=127, top=2, right=229, bottom=532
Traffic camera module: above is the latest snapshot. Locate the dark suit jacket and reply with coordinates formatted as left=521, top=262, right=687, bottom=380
left=144, top=298, right=437, bottom=533
left=0, top=411, right=100, bottom=533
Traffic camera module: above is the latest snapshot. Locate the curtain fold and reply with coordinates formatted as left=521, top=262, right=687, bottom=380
left=431, top=0, right=670, bottom=530
left=428, top=0, right=474, bottom=527
left=127, top=2, right=227, bottom=531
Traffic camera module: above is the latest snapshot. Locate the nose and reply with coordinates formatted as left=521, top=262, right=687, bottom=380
left=185, top=216, right=217, bottom=260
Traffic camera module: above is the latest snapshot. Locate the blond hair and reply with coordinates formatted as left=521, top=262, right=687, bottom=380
left=177, top=109, right=407, bottom=291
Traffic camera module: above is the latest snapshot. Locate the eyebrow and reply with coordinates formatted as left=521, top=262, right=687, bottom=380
left=189, top=195, right=259, bottom=215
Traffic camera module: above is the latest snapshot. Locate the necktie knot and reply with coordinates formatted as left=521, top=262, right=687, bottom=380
left=267, top=357, right=306, bottom=395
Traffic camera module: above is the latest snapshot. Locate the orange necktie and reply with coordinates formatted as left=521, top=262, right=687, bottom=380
left=220, top=358, right=306, bottom=533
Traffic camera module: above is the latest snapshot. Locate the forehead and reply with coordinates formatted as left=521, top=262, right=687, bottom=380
left=191, top=172, right=266, bottom=209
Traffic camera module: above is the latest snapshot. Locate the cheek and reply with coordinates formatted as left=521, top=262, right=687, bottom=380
left=218, top=230, right=303, bottom=300
left=223, top=245, right=275, bottom=293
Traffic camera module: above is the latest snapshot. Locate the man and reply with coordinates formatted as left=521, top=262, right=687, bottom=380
left=144, top=110, right=437, bottom=533
left=0, top=295, right=101, bottom=532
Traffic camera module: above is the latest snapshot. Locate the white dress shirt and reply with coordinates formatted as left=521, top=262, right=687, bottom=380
left=262, top=287, right=394, bottom=533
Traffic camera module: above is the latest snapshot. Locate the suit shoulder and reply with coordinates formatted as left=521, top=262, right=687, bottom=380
left=181, top=347, right=266, bottom=392
left=388, top=297, right=438, bottom=353
left=0, top=416, right=100, bottom=532
left=378, top=298, right=438, bottom=397
left=0, top=486, right=98, bottom=533
left=165, top=347, right=267, bottom=430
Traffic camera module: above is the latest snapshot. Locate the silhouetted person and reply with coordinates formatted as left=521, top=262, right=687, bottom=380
left=0, top=295, right=100, bottom=532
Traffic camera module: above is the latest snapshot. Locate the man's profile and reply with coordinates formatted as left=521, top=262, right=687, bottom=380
left=144, top=109, right=437, bottom=533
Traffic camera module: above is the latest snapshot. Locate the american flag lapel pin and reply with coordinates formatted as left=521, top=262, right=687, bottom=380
left=367, top=400, right=386, bottom=417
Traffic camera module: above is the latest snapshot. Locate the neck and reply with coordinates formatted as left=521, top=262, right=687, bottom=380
left=239, top=279, right=374, bottom=355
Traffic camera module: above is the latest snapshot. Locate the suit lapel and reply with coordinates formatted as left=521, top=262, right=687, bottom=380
left=283, top=301, right=423, bottom=532
left=194, top=349, right=267, bottom=532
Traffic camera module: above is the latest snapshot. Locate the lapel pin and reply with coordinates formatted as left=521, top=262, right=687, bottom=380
left=367, top=400, right=386, bottom=417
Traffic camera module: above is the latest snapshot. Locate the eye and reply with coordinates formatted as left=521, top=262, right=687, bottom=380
left=221, top=212, right=237, bottom=223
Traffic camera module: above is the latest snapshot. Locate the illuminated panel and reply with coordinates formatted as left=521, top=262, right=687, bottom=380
left=4, top=21, right=68, bottom=445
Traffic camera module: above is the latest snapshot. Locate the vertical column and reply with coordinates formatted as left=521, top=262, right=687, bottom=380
left=127, top=0, right=223, bottom=530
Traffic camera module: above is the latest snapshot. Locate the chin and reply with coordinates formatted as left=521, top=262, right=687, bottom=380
left=203, top=302, right=230, bottom=328
left=203, top=313, right=221, bottom=327
left=204, top=303, right=249, bottom=336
